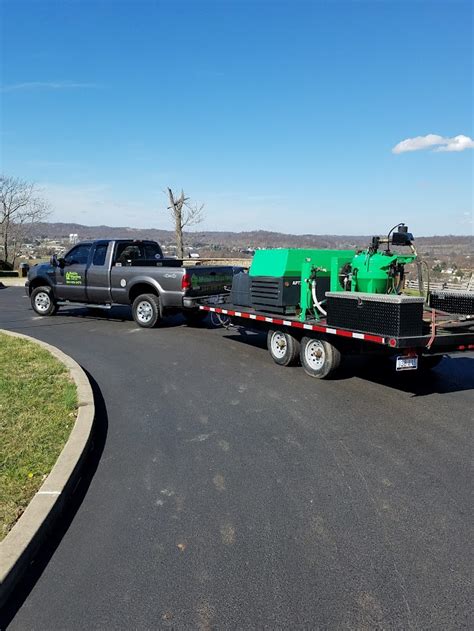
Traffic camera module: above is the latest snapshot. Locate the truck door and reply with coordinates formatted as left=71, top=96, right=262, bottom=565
left=86, top=242, right=112, bottom=303
left=55, top=243, right=91, bottom=302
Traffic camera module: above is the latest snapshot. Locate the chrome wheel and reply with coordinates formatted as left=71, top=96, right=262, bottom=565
left=34, top=291, right=51, bottom=313
left=270, top=331, right=287, bottom=359
left=304, top=339, right=326, bottom=370
left=136, top=300, right=153, bottom=324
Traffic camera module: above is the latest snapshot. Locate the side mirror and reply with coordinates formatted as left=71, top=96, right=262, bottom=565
left=58, top=257, right=66, bottom=269
left=50, top=255, right=58, bottom=267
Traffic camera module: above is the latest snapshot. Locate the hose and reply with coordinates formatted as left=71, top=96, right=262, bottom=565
left=311, top=279, right=327, bottom=317
left=422, top=259, right=430, bottom=303
left=210, top=311, right=233, bottom=329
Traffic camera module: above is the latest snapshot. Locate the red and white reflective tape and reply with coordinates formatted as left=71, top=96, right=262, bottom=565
left=200, top=305, right=386, bottom=345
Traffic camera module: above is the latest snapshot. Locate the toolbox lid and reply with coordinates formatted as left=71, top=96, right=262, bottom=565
left=325, top=291, right=425, bottom=304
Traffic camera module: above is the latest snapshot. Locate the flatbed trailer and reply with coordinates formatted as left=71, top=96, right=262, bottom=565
left=199, top=302, right=474, bottom=378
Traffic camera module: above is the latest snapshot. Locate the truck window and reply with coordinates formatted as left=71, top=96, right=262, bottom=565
left=92, top=244, right=108, bottom=266
left=64, top=244, right=92, bottom=265
left=114, top=242, right=163, bottom=265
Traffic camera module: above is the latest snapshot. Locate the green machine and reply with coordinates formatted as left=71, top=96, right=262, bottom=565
left=235, top=223, right=417, bottom=322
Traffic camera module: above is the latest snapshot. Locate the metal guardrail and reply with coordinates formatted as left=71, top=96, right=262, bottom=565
left=406, top=279, right=473, bottom=291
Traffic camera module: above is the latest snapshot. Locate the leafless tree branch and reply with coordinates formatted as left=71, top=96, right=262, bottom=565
left=165, top=187, right=205, bottom=258
left=0, top=175, right=50, bottom=266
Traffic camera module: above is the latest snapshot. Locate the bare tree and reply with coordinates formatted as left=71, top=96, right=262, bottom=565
left=166, top=187, right=204, bottom=258
left=0, top=175, right=50, bottom=267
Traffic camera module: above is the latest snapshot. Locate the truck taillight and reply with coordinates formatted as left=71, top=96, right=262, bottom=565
left=182, top=273, right=192, bottom=291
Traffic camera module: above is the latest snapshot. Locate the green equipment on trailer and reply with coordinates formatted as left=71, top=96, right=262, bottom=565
left=248, top=248, right=355, bottom=320
left=238, top=223, right=418, bottom=322
left=201, top=223, right=473, bottom=379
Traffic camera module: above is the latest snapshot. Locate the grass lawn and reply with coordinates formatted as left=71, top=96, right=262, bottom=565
left=0, top=333, right=77, bottom=540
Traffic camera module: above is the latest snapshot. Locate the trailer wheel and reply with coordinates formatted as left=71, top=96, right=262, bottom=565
left=300, top=336, right=341, bottom=379
left=31, top=286, right=58, bottom=316
left=267, top=330, right=300, bottom=366
left=132, top=293, right=161, bottom=328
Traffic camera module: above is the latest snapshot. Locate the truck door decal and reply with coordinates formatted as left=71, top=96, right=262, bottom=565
left=65, top=271, right=83, bottom=285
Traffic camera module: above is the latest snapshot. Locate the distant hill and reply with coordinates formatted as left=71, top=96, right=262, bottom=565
left=29, top=222, right=473, bottom=251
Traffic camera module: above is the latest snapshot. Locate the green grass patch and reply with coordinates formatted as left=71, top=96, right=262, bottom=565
left=0, top=333, right=77, bottom=540
left=403, top=288, right=423, bottom=296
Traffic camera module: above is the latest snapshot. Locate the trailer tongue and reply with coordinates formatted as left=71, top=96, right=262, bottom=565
left=200, top=224, right=474, bottom=379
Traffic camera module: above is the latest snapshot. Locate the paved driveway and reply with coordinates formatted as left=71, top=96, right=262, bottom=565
left=1, top=286, right=472, bottom=629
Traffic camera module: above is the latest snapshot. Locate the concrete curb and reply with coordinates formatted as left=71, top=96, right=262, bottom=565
left=0, top=279, right=26, bottom=288
left=0, top=330, right=95, bottom=608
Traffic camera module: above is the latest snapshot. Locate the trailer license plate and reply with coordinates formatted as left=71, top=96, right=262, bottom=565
left=396, top=355, right=418, bottom=371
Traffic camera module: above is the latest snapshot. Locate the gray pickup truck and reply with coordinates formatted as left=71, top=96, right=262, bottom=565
left=26, top=239, right=238, bottom=327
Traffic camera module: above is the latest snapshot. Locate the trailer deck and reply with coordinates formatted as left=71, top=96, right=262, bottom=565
left=199, top=303, right=474, bottom=353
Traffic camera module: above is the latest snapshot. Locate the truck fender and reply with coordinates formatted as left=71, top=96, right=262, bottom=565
left=27, top=275, right=54, bottom=295
left=127, top=277, right=165, bottom=316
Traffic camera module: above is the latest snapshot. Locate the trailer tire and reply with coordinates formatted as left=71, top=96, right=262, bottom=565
left=300, top=336, right=341, bottom=379
left=267, top=330, right=300, bottom=366
left=31, top=286, right=58, bottom=316
left=132, top=293, right=161, bottom=328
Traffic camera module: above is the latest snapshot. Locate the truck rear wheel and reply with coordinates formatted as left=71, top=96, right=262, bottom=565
left=267, top=329, right=300, bottom=366
left=31, top=286, right=58, bottom=316
left=300, top=336, right=341, bottom=379
left=132, top=294, right=161, bottom=328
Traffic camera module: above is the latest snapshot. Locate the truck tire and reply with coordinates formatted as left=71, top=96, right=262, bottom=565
left=31, top=286, right=58, bottom=316
left=267, top=329, right=300, bottom=366
left=300, top=336, right=341, bottom=379
left=132, top=294, right=161, bottom=328
left=183, top=309, right=208, bottom=327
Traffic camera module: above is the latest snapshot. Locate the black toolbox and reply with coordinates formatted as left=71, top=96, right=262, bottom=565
left=428, top=290, right=474, bottom=316
left=326, top=292, right=425, bottom=337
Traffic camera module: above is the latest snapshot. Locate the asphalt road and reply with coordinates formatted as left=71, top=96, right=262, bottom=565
left=1, top=286, right=473, bottom=630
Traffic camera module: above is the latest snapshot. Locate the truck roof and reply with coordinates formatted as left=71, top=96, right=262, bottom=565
left=75, top=238, right=159, bottom=245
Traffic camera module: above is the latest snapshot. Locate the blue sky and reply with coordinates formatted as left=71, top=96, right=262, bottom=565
left=1, top=0, right=472, bottom=235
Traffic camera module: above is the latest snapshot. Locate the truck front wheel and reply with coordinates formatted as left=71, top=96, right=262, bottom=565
left=31, top=286, right=58, bottom=316
left=267, top=329, right=300, bottom=366
left=300, top=336, right=341, bottom=379
left=132, top=294, right=161, bottom=328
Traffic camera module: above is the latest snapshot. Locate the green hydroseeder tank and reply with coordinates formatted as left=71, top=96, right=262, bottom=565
left=240, top=223, right=418, bottom=321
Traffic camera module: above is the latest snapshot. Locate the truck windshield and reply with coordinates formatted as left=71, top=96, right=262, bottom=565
left=114, top=242, right=163, bottom=265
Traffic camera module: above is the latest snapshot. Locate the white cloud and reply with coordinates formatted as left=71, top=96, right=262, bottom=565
left=392, top=133, right=474, bottom=154
left=0, top=81, right=99, bottom=93
left=434, top=135, right=474, bottom=152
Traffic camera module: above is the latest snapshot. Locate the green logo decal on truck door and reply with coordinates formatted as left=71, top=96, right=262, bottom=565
left=65, top=271, right=83, bottom=285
